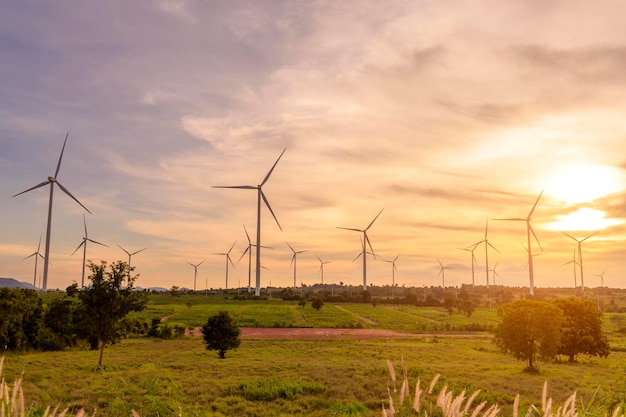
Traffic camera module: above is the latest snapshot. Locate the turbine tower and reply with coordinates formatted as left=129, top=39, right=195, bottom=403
left=495, top=191, right=543, bottom=296
left=72, top=214, right=109, bottom=287
left=13, top=133, right=91, bottom=290
left=561, top=250, right=579, bottom=288
left=458, top=242, right=479, bottom=286
left=476, top=220, right=500, bottom=288
left=214, top=241, right=237, bottom=290
left=213, top=149, right=286, bottom=296
left=286, top=242, right=309, bottom=289
left=562, top=231, right=597, bottom=291
left=23, top=235, right=47, bottom=288
left=437, top=258, right=452, bottom=288
left=316, top=255, right=332, bottom=285
left=186, top=260, right=205, bottom=291
left=337, top=208, right=384, bottom=291
left=118, top=245, right=147, bottom=280
left=382, top=254, right=399, bottom=297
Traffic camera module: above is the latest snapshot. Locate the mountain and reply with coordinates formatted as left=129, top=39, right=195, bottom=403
left=0, top=278, right=37, bottom=290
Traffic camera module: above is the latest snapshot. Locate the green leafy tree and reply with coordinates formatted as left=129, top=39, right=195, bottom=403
left=443, top=293, right=456, bottom=314
left=0, top=288, right=43, bottom=351
left=494, top=299, right=563, bottom=371
left=201, top=311, right=241, bottom=359
left=456, top=288, right=475, bottom=317
left=40, top=297, right=80, bottom=350
left=552, top=297, right=610, bottom=362
left=77, top=260, right=148, bottom=367
left=311, top=297, right=324, bottom=310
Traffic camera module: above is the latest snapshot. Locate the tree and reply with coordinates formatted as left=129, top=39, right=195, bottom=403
left=443, top=293, right=456, bottom=314
left=77, top=260, right=148, bottom=367
left=0, top=288, right=44, bottom=351
left=456, top=288, right=474, bottom=317
left=494, top=299, right=563, bottom=371
left=201, top=311, right=241, bottom=359
left=311, top=297, right=324, bottom=310
left=552, top=297, right=610, bottom=362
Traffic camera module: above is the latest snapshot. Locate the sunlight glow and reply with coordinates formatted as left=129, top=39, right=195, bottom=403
left=546, top=208, right=623, bottom=231
left=545, top=165, right=624, bottom=205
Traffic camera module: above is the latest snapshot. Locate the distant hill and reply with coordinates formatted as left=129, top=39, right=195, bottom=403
left=0, top=278, right=37, bottom=290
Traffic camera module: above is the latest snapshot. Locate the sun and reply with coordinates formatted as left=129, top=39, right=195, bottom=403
left=545, top=164, right=624, bottom=205
left=546, top=208, right=623, bottom=231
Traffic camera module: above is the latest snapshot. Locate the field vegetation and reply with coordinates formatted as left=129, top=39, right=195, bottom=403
left=3, top=289, right=626, bottom=416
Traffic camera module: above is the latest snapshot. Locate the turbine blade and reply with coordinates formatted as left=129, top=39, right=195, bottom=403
left=529, top=224, right=543, bottom=251
left=560, top=231, right=578, bottom=242
left=261, top=148, right=286, bottom=186
left=87, top=239, right=108, bottom=247
left=365, top=208, right=384, bottom=231
left=493, top=218, right=525, bottom=221
left=83, top=213, right=87, bottom=236
left=37, top=234, right=42, bottom=251
left=261, top=190, right=282, bottom=231
left=13, top=180, right=52, bottom=197
left=336, top=227, right=363, bottom=232
left=365, top=233, right=375, bottom=258
left=437, top=258, right=444, bottom=268
left=352, top=252, right=363, bottom=262
left=238, top=246, right=250, bottom=263
left=56, top=181, right=91, bottom=213
left=528, top=190, right=544, bottom=218
left=23, top=253, right=36, bottom=260
left=212, top=185, right=258, bottom=189
left=487, top=241, right=501, bottom=255
left=71, top=240, right=85, bottom=255
left=228, top=255, right=236, bottom=269
left=117, top=244, right=131, bottom=255
left=228, top=241, right=237, bottom=254
left=316, top=255, right=322, bottom=263
left=243, top=224, right=251, bottom=244
left=285, top=241, right=295, bottom=253
left=581, top=231, right=598, bottom=242
left=198, top=259, right=206, bottom=266
left=131, top=248, right=147, bottom=255
left=54, top=133, right=69, bottom=178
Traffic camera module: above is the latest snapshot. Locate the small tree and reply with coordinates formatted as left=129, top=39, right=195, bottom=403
left=552, top=297, right=610, bottom=362
left=493, top=299, right=563, bottom=371
left=201, top=311, right=241, bottom=359
left=311, top=297, right=324, bottom=310
left=77, top=260, right=148, bottom=368
left=457, top=288, right=474, bottom=317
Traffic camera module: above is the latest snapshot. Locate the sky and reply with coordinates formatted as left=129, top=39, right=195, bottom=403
left=1, top=0, right=625, bottom=292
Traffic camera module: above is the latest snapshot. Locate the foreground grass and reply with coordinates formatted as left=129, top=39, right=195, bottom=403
left=3, top=335, right=626, bottom=417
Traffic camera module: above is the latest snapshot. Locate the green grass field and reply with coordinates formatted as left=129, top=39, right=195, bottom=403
left=3, top=295, right=626, bottom=416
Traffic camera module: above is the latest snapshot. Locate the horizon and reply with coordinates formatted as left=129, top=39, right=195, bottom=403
left=1, top=1, right=625, bottom=291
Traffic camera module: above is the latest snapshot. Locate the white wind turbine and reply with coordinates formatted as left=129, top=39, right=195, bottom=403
left=238, top=224, right=272, bottom=293
left=13, top=133, right=91, bottom=290
left=458, top=242, right=480, bottom=286
left=316, top=255, right=332, bottom=285
left=117, top=245, right=147, bottom=280
left=213, top=149, right=286, bottom=296
left=72, top=214, right=109, bottom=287
left=286, top=242, right=308, bottom=288
left=382, top=254, right=399, bottom=297
left=214, top=241, right=237, bottom=290
left=186, top=260, right=205, bottom=291
left=437, top=258, right=453, bottom=288
left=23, top=235, right=48, bottom=288
left=495, top=191, right=543, bottom=296
left=337, top=209, right=384, bottom=291
left=561, top=250, right=579, bottom=288
left=561, top=231, right=597, bottom=292
left=490, top=262, right=500, bottom=286
left=476, top=220, right=500, bottom=288
left=594, top=270, right=606, bottom=287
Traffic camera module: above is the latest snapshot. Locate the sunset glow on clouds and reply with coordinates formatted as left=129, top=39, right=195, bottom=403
left=1, top=1, right=625, bottom=291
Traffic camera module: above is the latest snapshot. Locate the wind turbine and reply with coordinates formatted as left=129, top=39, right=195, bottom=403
left=437, top=258, right=453, bottom=288
left=458, top=242, right=479, bottom=286
left=337, top=208, right=384, bottom=291
left=495, top=191, right=543, bottom=296
left=72, top=214, right=109, bottom=287
left=214, top=241, right=237, bottom=290
left=186, top=260, right=205, bottom=291
left=561, top=231, right=597, bottom=292
left=238, top=224, right=273, bottom=293
left=117, top=245, right=147, bottom=280
left=561, top=250, right=579, bottom=288
left=594, top=270, right=606, bottom=287
left=13, top=133, right=91, bottom=290
left=382, top=254, right=399, bottom=297
left=23, top=235, right=48, bottom=288
left=213, top=149, right=286, bottom=296
left=490, top=262, right=500, bottom=286
left=285, top=242, right=309, bottom=288
left=475, top=220, right=500, bottom=288
left=316, top=255, right=332, bottom=285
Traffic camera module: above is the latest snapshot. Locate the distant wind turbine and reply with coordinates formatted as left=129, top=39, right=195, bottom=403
left=286, top=242, right=309, bottom=288
left=186, top=260, right=205, bottom=291
left=561, top=231, right=597, bottom=292
left=476, top=220, right=500, bottom=288
left=118, top=245, right=147, bottom=280
left=561, top=250, right=579, bottom=288
left=437, top=258, right=453, bottom=288
left=490, top=262, right=500, bottom=286
left=495, top=191, right=543, bottom=296
left=213, top=149, right=286, bottom=296
left=382, top=254, right=399, bottom=297
left=72, top=214, right=109, bottom=287
left=316, top=255, right=332, bottom=285
left=214, top=241, right=237, bottom=289
left=458, top=242, right=480, bottom=286
left=13, top=133, right=91, bottom=290
left=594, top=270, right=606, bottom=287
left=337, top=209, right=384, bottom=291
left=23, top=235, right=48, bottom=288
